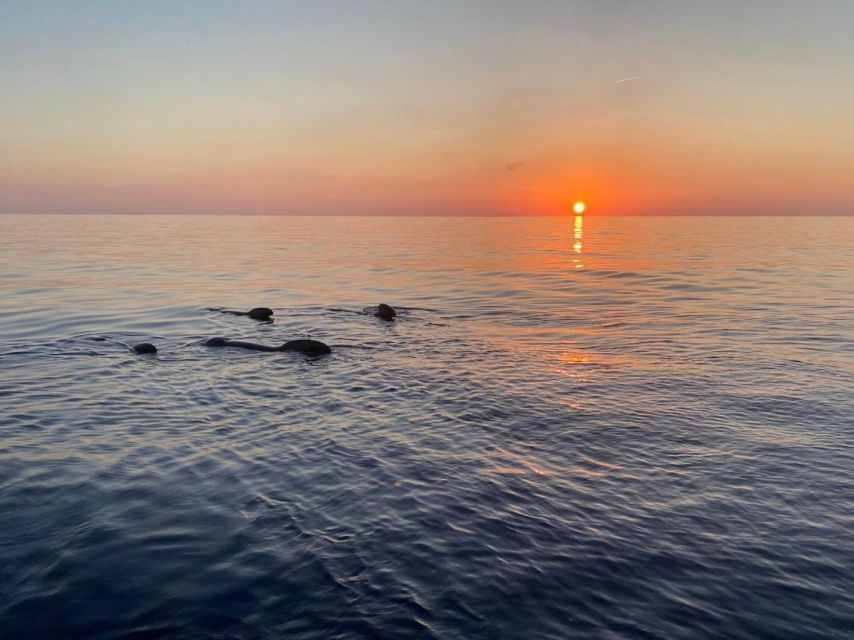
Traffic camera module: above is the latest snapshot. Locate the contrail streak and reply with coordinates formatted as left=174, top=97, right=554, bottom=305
left=615, top=77, right=638, bottom=83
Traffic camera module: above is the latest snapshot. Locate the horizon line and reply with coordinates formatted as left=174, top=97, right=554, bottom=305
left=0, top=212, right=851, bottom=218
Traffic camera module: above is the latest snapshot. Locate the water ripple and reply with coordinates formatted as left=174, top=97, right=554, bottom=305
left=0, top=215, right=852, bottom=639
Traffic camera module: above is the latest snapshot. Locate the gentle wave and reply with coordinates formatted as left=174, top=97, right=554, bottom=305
left=0, top=214, right=852, bottom=639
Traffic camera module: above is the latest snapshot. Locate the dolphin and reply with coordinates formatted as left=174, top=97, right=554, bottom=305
left=205, top=337, right=331, bottom=356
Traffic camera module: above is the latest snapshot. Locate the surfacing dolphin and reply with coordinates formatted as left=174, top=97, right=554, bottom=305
left=205, top=337, right=331, bottom=356
left=363, top=303, right=397, bottom=321
left=219, top=307, right=274, bottom=321
left=376, top=303, right=397, bottom=321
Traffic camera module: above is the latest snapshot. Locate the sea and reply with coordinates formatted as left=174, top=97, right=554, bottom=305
left=0, top=214, right=852, bottom=640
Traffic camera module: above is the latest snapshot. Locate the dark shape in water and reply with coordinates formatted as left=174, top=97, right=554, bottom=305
left=132, top=343, right=157, bottom=354
left=375, top=303, right=397, bottom=321
left=221, top=307, right=274, bottom=321
left=281, top=339, right=333, bottom=356
left=205, top=337, right=331, bottom=356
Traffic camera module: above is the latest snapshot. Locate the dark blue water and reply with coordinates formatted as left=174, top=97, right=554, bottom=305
left=0, top=215, right=852, bottom=639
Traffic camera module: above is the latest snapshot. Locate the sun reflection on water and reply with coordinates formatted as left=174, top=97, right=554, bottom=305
left=572, top=214, right=583, bottom=268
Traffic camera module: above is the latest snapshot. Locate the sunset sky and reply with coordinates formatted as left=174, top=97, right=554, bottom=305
left=2, top=1, right=852, bottom=216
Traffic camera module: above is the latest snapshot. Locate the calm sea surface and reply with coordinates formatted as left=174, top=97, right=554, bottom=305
left=0, top=214, right=852, bottom=640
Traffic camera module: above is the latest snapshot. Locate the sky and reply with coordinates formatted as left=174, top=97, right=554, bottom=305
left=1, top=0, right=853, bottom=216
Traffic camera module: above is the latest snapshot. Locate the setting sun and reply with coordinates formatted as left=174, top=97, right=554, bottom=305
left=573, top=202, right=586, bottom=214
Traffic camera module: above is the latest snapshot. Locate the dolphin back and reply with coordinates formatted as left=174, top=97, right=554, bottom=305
left=281, top=339, right=332, bottom=356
